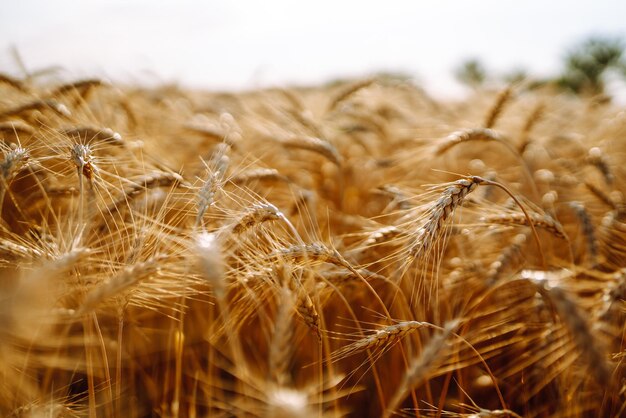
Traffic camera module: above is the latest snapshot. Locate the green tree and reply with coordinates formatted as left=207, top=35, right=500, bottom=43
left=557, top=37, right=625, bottom=95
left=502, top=68, right=528, bottom=85
left=455, top=59, right=487, bottom=88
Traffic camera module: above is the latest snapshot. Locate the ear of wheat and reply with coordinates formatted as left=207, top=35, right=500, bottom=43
left=384, top=319, right=460, bottom=418
left=409, top=176, right=483, bottom=258
left=531, top=280, right=612, bottom=387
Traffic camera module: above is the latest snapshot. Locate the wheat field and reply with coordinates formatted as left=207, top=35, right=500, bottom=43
left=0, top=74, right=624, bottom=417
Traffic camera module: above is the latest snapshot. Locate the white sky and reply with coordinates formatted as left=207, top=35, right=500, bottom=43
left=1, top=0, right=625, bottom=98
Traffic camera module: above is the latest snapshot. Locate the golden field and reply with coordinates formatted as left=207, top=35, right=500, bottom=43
left=0, top=75, right=624, bottom=417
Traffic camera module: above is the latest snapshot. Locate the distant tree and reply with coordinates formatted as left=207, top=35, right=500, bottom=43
left=502, top=68, right=528, bottom=85
left=557, top=37, right=625, bottom=95
left=455, top=59, right=487, bottom=88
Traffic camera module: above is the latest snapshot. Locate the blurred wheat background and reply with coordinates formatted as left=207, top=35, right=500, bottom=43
left=1, top=2, right=626, bottom=418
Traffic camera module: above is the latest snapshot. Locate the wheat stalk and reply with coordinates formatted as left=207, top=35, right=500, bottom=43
left=231, top=203, right=284, bottom=235
left=586, top=146, right=613, bottom=185
left=484, top=85, right=513, bottom=129
left=183, top=122, right=227, bottom=143
left=584, top=181, right=621, bottom=212
left=363, top=225, right=405, bottom=247
left=384, top=319, right=460, bottom=418
left=481, top=212, right=566, bottom=239
left=79, top=255, right=167, bottom=314
left=331, top=320, right=427, bottom=361
left=569, top=201, right=598, bottom=267
left=518, top=101, right=545, bottom=154
left=230, top=168, right=288, bottom=186
left=597, top=269, right=626, bottom=322
left=0, top=237, right=44, bottom=258
left=195, top=231, right=226, bottom=297
left=50, top=78, right=105, bottom=99
left=107, top=171, right=184, bottom=213
left=327, top=78, right=375, bottom=112
left=70, top=143, right=97, bottom=182
left=409, top=176, right=483, bottom=258
left=0, top=72, right=27, bottom=92
left=531, top=280, right=612, bottom=388
left=375, top=184, right=413, bottom=211
left=410, top=176, right=545, bottom=267
left=435, top=130, right=540, bottom=200
left=273, top=243, right=361, bottom=277
left=435, top=128, right=507, bottom=156
left=1, top=144, right=30, bottom=183
left=61, top=126, right=124, bottom=147
left=486, top=233, right=527, bottom=286
left=318, top=268, right=386, bottom=287
left=0, top=99, right=71, bottom=119
left=268, top=287, right=296, bottom=386
left=278, top=135, right=343, bottom=166
left=0, top=120, right=36, bottom=137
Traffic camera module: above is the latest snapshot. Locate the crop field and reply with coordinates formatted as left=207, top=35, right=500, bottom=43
left=0, top=75, right=624, bottom=417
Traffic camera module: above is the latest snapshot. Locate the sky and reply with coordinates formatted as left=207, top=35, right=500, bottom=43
left=1, top=1, right=625, bottom=99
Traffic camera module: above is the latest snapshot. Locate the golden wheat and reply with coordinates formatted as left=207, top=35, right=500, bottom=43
left=0, top=74, right=624, bottom=418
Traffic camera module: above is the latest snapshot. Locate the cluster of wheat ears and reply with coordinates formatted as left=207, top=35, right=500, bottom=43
left=0, top=74, right=624, bottom=417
